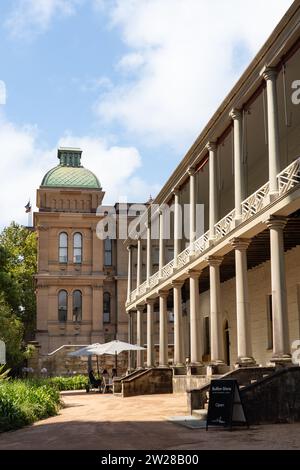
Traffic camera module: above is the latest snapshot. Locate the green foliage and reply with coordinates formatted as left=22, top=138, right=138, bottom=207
left=49, top=375, right=89, bottom=391
left=0, top=379, right=61, bottom=432
left=0, top=296, right=25, bottom=368
left=0, top=365, right=11, bottom=381
left=0, top=222, right=37, bottom=339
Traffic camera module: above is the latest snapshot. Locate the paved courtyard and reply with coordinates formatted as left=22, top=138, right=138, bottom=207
left=0, top=391, right=300, bottom=450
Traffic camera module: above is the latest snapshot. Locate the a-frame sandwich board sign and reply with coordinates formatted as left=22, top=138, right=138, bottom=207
left=206, top=379, right=249, bottom=431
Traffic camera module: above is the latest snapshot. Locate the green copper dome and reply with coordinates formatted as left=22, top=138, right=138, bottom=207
left=41, top=148, right=101, bottom=189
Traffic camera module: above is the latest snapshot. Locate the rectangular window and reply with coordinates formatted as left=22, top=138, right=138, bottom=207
left=168, top=311, right=174, bottom=323
left=267, top=294, right=273, bottom=350
left=104, top=238, right=112, bottom=266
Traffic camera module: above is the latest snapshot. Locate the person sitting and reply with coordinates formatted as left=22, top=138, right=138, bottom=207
left=88, top=369, right=102, bottom=389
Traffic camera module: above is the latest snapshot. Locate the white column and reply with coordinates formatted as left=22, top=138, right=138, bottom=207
left=127, top=245, right=132, bottom=303
left=127, top=311, right=134, bottom=371
left=159, top=290, right=169, bottom=367
left=261, top=67, right=280, bottom=194
left=136, top=305, right=144, bottom=368
left=207, top=141, right=218, bottom=240
left=189, top=270, right=203, bottom=365
left=172, top=280, right=185, bottom=366
left=159, top=210, right=165, bottom=277
left=231, top=238, right=255, bottom=365
left=207, top=257, right=224, bottom=364
left=146, top=299, right=155, bottom=367
left=266, top=217, right=291, bottom=363
left=136, top=238, right=142, bottom=292
left=173, top=188, right=181, bottom=267
left=230, top=109, right=244, bottom=220
left=188, top=167, right=196, bottom=250
left=146, top=222, right=152, bottom=285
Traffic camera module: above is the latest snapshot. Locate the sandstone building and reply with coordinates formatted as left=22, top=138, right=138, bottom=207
left=34, top=148, right=135, bottom=373
left=125, top=1, right=300, bottom=394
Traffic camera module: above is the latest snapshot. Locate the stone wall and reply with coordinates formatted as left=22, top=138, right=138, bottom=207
left=28, top=344, right=129, bottom=377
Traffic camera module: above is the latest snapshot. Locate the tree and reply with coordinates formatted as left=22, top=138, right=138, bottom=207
left=0, top=223, right=37, bottom=340
left=0, top=295, right=24, bottom=368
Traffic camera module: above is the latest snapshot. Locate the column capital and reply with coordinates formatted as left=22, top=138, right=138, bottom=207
left=229, top=108, right=242, bottom=121
left=265, top=216, right=287, bottom=230
left=136, top=304, right=145, bottom=313
left=172, top=279, right=185, bottom=288
left=230, top=237, right=251, bottom=251
left=187, top=166, right=196, bottom=177
left=187, top=268, right=202, bottom=279
left=127, top=244, right=133, bottom=252
left=146, top=298, right=156, bottom=306
left=172, top=187, right=180, bottom=196
left=260, top=66, right=277, bottom=82
left=158, top=289, right=169, bottom=299
left=206, top=256, right=223, bottom=267
left=206, top=141, right=217, bottom=152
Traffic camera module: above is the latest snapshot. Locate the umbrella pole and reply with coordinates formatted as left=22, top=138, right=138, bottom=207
left=96, top=356, right=100, bottom=377
left=115, top=352, right=118, bottom=375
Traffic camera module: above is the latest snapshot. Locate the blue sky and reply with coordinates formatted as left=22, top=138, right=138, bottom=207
left=0, top=0, right=294, bottom=227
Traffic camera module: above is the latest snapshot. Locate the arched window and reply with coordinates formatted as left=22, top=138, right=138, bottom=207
left=59, top=233, right=68, bottom=263
left=73, top=233, right=82, bottom=264
left=73, top=290, right=82, bottom=322
left=104, top=238, right=112, bottom=266
left=58, top=290, right=68, bottom=322
left=103, top=292, right=111, bottom=323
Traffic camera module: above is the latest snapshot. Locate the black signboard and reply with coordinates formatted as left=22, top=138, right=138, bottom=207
left=206, top=379, right=248, bottom=430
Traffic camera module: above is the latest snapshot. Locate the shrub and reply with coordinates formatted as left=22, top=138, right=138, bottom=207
left=49, top=375, right=89, bottom=391
left=0, top=380, right=61, bottom=432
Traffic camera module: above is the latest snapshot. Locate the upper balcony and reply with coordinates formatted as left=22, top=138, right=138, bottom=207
left=126, top=158, right=300, bottom=309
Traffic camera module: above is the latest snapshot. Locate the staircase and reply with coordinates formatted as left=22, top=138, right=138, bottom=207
left=113, top=367, right=173, bottom=397
left=188, top=366, right=300, bottom=424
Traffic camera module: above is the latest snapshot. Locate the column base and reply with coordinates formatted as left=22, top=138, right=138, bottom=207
left=270, top=354, right=292, bottom=366
left=158, top=364, right=169, bottom=368
left=235, top=356, right=257, bottom=368
left=187, top=364, right=205, bottom=376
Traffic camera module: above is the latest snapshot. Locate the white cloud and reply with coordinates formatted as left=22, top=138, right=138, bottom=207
left=117, top=53, right=145, bottom=73
left=0, top=81, right=6, bottom=105
left=96, top=0, right=294, bottom=151
left=5, top=0, right=80, bottom=38
left=0, top=115, right=157, bottom=228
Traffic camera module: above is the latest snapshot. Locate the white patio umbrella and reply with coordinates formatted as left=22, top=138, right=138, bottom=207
left=68, top=343, right=103, bottom=375
left=68, top=343, right=102, bottom=357
left=87, top=340, right=145, bottom=375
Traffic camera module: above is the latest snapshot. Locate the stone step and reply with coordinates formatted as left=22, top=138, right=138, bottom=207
left=192, top=409, right=208, bottom=420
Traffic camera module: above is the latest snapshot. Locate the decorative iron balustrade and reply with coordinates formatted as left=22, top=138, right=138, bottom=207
left=161, top=259, right=175, bottom=278
left=278, top=158, right=300, bottom=196
left=149, top=271, right=160, bottom=289
left=138, top=280, right=148, bottom=296
left=214, top=209, right=236, bottom=241
left=241, top=181, right=270, bottom=221
left=194, top=230, right=210, bottom=254
left=177, top=245, right=192, bottom=269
